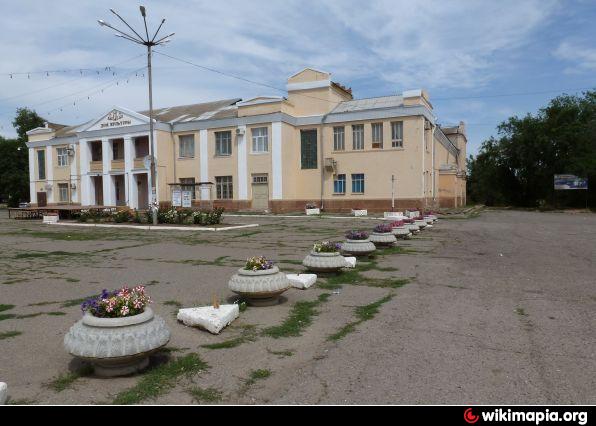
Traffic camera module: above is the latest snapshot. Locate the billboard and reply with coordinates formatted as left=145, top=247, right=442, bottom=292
left=554, top=175, right=588, bottom=190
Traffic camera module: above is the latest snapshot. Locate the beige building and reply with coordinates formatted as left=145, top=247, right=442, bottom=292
left=25, top=68, right=467, bottom=213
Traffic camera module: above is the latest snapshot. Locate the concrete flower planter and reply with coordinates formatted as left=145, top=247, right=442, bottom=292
left=305, top=208, right=321, bottom=216
left=391, top=226, right=412, bottom=239
left=414, top=220, right=427, bottom=230
left=352, top=209, right=368, bottom=217
left=424, top=215, right=438, bottom=222
left=405, top=223, right=420, bottom=234
left=302, top=251, right=347, bottom=273
left=369, top=232, right=397, bottom=247
left=341, top=239, right=376, bottom=257
left=63, top=308, right=170, bottom=377
left=228, top=266, right=290, bottom=306
left=43, top=214, right=59, bottom=224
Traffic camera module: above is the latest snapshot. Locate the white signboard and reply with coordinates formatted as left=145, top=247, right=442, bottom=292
left=86, top=109, right=145, bottom=132
left=182, top=191, right=192, bottom=208
left=172, top=190, right=182, bottom=207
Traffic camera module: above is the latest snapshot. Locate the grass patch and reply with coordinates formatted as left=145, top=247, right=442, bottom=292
left=0, top=304, right=15, bottom=312
left=245, top=369, right=272, bottom=386
left=262, top=293, right=330, bottom=339
left=14, top=250, right=89, bottom=259
left=163, top=300, right=183, bottom=309
left=65, top=278, right=80, bottom=283
left=0, top=331, right=22, bottom=340
left=164, top=256, right=231, bottom=267
left=267, top=348, right=295, bottom=358
left=515, top=308, right=528, bottom=317
left=201, top=325, right=257, bottom=350
left=6, top=398, right=37, bottom=405
left=2, top=278, right=27, bottom=285
left=0, top=313, right=16, bottom=321
left=187, top=387, right=223, bottom=403
left=46, top=364, right=94, bottom=392
left=229, top=230, right=262, bottom=238
left=328, top=294, right=394, bottom=342
left=112, top=353, right=209, bottom=405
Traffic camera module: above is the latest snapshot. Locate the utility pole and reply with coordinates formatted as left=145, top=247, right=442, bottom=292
left=391, top=174, right=396, bottom=211
left=98, top=6, right=174, bottom=225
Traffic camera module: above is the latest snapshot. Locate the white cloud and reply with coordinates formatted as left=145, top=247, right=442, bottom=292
left=553, top=40, right=596, bottom=72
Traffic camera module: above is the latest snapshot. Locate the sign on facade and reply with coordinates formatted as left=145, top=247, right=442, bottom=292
left=172, top=190, right=182, bottom=207
left=182, top=191, right=192, bottom=208
left=554, top=175, right=588, bottom=190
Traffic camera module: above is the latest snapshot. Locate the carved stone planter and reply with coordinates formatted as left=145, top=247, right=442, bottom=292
left=303, top=251, right=347, bottom=273
left=414, top=219, right=427, bottom=230
left=63, top=308, right=170, bottom=377
left=391, top=226, right=412, bottom=239
left=341, top=239, right=376, bottom=257
left=228, top=266, right=290, bottom=306
left=405, top=223, right=420, bottom=234
left=369, top=232, right=397, bottom=247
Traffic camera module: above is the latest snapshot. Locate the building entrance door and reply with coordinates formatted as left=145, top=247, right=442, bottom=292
left=37, top=192, right=47, bottom=207
left=251, top=182, right=269, bottom=211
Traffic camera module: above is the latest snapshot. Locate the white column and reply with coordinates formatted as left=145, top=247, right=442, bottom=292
left=271, top=122, right=283, bottom=200
left=129, top=173, right=138, bottom=209
left=28, top=148, right=37, bottom=204
left=124, top=136, right=133, bottom=208
left=70, top=144, right=78, bottom=203
left=79, top=139, right=92, bottom=206
left=46, top=146, right=54, bottom=203
left=199, top=129, right=210, bottom=200
left=237, top=126, right=248, bottom=200
left=101, top=138, right=113, bottom=206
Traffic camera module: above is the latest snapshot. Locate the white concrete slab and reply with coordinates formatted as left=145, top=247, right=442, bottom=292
left=48, top=222, right=259, bottom=232
left=177, top=305, right=239, bottom=334
left=0, top=382, right=7, bottom=405
left=287, top=273, right=317, bottom=289
left=344, top=257, right=357, bottom=268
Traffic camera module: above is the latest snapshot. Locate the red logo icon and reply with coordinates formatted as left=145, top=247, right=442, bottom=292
left=464, top=408, right=479, bottom=424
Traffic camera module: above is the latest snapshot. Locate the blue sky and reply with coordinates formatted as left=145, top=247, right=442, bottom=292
left=0, top=0, right=594, bottom=155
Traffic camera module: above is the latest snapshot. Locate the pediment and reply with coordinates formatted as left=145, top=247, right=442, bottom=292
left=82, top=107, right=149, bottom=132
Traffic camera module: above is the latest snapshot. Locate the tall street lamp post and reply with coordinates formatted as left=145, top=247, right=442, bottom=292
left=98, top=6, right=174, bottom=225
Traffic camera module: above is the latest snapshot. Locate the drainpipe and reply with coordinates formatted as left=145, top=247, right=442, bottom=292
left=319, top=113, right=331, bottom=210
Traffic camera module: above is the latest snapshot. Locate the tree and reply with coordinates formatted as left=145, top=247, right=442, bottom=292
left=0, top=108, right=46, bottom=206
left=467, top=90, right=596, bottom=208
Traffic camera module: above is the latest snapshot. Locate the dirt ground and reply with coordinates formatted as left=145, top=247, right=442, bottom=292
left=0, top=209, right=594, bottom=405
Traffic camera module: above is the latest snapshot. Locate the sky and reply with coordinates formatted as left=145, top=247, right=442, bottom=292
left=0, top=0, right=595, bottom=155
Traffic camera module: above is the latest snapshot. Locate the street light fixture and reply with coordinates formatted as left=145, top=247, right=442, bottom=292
left=98, top=6, right=174, bottom=225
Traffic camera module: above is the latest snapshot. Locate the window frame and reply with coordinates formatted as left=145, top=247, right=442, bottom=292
left=179, top=177, right=196, bottom=200
left=391, top=121, right=404, bottom=148
left=56, top=147, right=69, bottom=167
left=351, top=173, right=365, bottom=194
left=216, top=175, right=234, bottom=200
left=300, top=129, right=318, bottom=170
left=251, top=127, right=269, bottom=154
left=37, top=150, right=46, bottom=180
left=333, top=126, right=345, bottom=151
left=372, top=123, right=383, bottom=149
left=352, top=124, right=364, bottom=150
left=58, top=183, right=69, bottom=202
left=215, top=131, right=232, bottom=157
left=333, top=174, right=346, bottom=194
left=178, top=134, right=195, bottom=159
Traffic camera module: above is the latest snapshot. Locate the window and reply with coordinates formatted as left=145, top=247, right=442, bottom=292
left=57, top=147, right=69, bottom=167
left=58, top=183, right=69, bottom=202
left=215, top=131, right=232, bottom=156
left=37, top=150, right=46, bottom=180
left=251, top=127, right=269, bottom=153
left=352, top=173, right=365, bottom=193
left=372, top=123, right=383, bottom=149
left=352, top=124, right=364, bottom=150
left=112, top=140, right=124, bottom=160
left=91, top=142, right=102, bottom=161
left=391, top=121, right=403, bottom=148
left=252, top=174, right=268, bottom=184
left=334, top=174, right=346, bottom=194
left=180, top=177, right=196, bottom=200
left=333, top=126, right=345, bottom=151
left=179, top=134, right=195, bottom=158
left=216, top=176, right=233, bottom=199
left=301, top=130, right=318, bottom=169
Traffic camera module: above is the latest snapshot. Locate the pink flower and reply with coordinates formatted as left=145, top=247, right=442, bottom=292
left=120, top=305, right=130, bottom=316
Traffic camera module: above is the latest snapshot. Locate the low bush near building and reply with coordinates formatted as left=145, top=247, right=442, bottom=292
left=73, top=206, right=224, bottom=226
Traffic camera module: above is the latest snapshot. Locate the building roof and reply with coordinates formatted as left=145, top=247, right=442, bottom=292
left=139, top=98, right=241, bottom=124
left=331, top=95, right=404, bottom=114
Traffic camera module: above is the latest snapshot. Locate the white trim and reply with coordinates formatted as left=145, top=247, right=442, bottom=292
left=271, top=122, right=283, bottom=200
left=26, top=126, right=54, bottom=136
left=70, top=144, right=78, bottom=203
left=421, top=117, right=425, bottom=199
left=237, top=126, right=248, bottom=200
left=199, top=129, right=209, bottom=200
left=403, top=89, right=423, bottom=98
left=28, top=148, right=36, bottom=204
left=124, top=137, right=133, bottom=208
left=46, top=146, right=54, bottom=203
left=287, top=79, right=331, bottom=92
left=79, top=106, right=150, bottom=132
left=46, top=222, right=259, bottom=232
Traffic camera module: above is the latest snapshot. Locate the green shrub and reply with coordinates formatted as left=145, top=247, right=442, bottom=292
left=113, top=210, right=132, bottom=223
